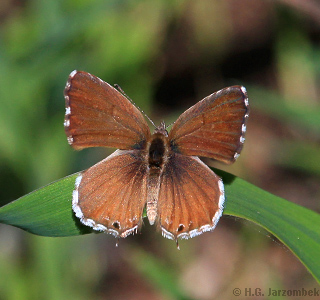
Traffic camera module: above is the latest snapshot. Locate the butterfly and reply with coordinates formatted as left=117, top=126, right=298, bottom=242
left=64, top=70, right=249, bottom=244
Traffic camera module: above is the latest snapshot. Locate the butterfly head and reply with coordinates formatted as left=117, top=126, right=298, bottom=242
left=153, top=121, right=168, bottom=137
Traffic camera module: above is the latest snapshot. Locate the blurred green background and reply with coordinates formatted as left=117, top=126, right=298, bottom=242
left=0, top=0, right=319, bottom=299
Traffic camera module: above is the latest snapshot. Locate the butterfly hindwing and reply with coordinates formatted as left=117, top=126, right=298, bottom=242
left=157, top=153, right=224, bottom=240
left=72, top=149, right=148, bottom=238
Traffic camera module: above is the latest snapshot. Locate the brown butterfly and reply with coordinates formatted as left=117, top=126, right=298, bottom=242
left=64, top=70, right=249, bottom=244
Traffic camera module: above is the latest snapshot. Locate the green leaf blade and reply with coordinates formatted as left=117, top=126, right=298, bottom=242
left=221, top=170, right=320, bottom=283
left=0, top=174, right=91, bottom=237
left=0, top=170, right=319, bottom=283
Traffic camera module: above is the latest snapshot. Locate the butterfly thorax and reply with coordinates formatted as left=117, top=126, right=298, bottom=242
left=146, top=125, right=169, bottom=225
left=148, top=128, right=168, bottom=166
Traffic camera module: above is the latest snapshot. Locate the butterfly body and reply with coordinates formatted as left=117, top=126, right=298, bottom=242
left=64, top=70, right=249, bottom=241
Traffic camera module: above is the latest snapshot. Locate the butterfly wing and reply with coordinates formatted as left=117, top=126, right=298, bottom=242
left=72, top=149, right=148, bottom=238
left=157, top=153, right=224, bottom=240
left=64, top=70, right=151, bottom=150
left=168, top=86, right=249, bottom=164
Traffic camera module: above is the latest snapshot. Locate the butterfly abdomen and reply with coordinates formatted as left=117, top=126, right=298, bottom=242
left=146, top=130, right=170, bottom=225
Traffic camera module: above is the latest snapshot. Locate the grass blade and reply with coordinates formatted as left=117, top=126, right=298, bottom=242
left=0, top=170, right=319, bottom=282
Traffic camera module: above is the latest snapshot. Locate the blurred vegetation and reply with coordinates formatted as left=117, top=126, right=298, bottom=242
left=0, top=0, right=319, bottom=299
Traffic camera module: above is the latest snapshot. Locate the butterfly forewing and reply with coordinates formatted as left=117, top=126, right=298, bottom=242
left=169, top=86, right=249, bottom=164
left=157, top=153, right=224, bottom=240
left=73, top=149, right=148, bottom=238
left=64, top=71, right=151, bottom=150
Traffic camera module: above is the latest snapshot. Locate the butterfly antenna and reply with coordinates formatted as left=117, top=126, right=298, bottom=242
left=114, top=84, right=156, bottom=128
left=166, top=121, right=174, bottom=129
left=115, top=238, right=120, bottom=247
